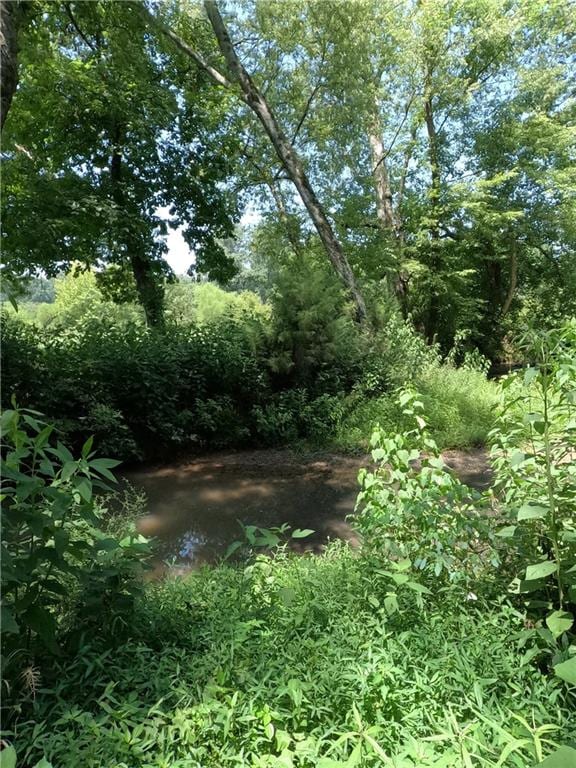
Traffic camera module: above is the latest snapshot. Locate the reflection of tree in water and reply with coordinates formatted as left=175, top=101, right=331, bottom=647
left=177, top=530, right=206, bottom=560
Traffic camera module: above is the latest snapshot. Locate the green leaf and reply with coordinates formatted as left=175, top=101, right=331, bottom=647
left=510, top=451, right=526, bottom=467
left=55, top=441, right=74, bottom=463
left=22, top=605, right=58, bottom=652
left=523, top=367, right=538, bottom=385
left=1, top=606, right=19, bottom=634
left=224, top=540, right=242, bottom=560
left=537, top=746, right=576, bottom=767
left=61, top=460, right=78, bottom=482
left=35, top=425, right=53, bottom=449
left=74, top=477, right=92, bottom=502
left=546, top=610, right=574, bottom=638
left=81, top=435, right=94, bottom=458
left=89, top=458, right=120, bottom=482
left=33, top=759, right=54, bottom=768
left=0, top=745, right=17, bottom=768
left=497, top=525, right=517, bottom=538
left=509, top=577, right=545, bottom=594
left=553, top=657, right=576, bottom=686
left=292, top=529, right=314, bottom=538
left=525, top=560, right=557, bottom=580
left=517, top=503, right=547, bottom=521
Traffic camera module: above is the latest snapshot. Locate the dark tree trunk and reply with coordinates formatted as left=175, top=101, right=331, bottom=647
left=109, top=132, right=164, bottom=327
left=0, top=0, right=29, bottom=130
left=500, top=239, right=518, bottom=317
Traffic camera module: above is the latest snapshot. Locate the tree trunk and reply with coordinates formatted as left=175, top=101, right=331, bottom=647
left=0, top=0, right=28, bottom=130
left=423, top=71, right=442, bottom=343
left=109, top=131, right=164, bottom=327
left=367, top=106, right=412, bottom=314
left=500, top=239, right=517, bottom=317
left=204, top=1, right=367, bottom=323
left=368, top=116, right=398, bottom=234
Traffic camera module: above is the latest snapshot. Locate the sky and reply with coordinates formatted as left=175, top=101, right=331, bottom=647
left=163, top=208, right=262, bottom=275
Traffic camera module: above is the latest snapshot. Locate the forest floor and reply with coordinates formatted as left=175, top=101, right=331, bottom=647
left=125, top=447, right=492, bottom=573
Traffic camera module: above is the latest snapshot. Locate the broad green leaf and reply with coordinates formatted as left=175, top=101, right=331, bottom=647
left=525, top=561, right=557, bottom=580
left=292, top=529, right=314, bottom=538
left=537, top=746, right=576, bottom=766
left=546, top=610, right=574, bottom=638
left=510, top=451, right=526, bottom=467
left=509, top=578, right=545, bottom=594
left=0, top=745, right=17, bottom=768
left=517, top=503, right=547, bottom=521
left=497, top=525, right=517, bottom=538
left=553, top=657, right=576, bottom=686
left=523, top=367, right=538, bottom=385
left=74, top=477, right=92, bottom=502
left=61, top=460, right=78, bottom=482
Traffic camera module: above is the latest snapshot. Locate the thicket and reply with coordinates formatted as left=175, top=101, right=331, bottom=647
left=1, top=271, right=497, bottom=462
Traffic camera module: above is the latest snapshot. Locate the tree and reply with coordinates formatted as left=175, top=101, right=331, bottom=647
left=144, top=0, right=368, bottom=322
left=1, top=0, right=239, bottom=325
left=0, top=0, right=31, bottom=130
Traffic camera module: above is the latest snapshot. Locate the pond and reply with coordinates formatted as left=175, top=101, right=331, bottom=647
left=124, top=448, right=491, bottom=575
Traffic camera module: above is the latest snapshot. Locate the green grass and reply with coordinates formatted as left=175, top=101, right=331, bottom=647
left=13, top=544, right=575, bottom=768
left=333, top=365, right=498, bottom=452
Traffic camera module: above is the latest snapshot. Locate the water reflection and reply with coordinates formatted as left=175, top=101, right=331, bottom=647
left=123, top=450, right=366, bottom=573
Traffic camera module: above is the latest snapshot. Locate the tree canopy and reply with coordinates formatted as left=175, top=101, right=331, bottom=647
left=1, top=0, right=574, bottom=344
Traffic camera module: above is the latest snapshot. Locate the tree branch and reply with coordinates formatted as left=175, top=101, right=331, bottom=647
left=289, top=47, right=326, bottom=146
left=63, top=2, right=98, bottom=53
left=139, top=3, right=235, bottom=91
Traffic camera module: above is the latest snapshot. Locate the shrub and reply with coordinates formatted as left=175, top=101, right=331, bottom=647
left=489, top=321, right=576, bottom=646
left=415, top=363, right=498, bottom=447
left=9, top=544, right=575, bottom=767
left=0, top=406, right=151, bottom=691
left=355, top=391, right=497, bottom=584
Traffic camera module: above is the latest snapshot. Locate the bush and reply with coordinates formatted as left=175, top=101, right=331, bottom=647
left=1, top=313, right=271, bottom=460
left=355, top=391, right=497, bottom=584
left=414, top=364, right=498, bottom=448
left=0, top=407, right=151, bottom=695
left=489, top=321, right=576, bottom=643
left=334, top=364, right=497, bottom=452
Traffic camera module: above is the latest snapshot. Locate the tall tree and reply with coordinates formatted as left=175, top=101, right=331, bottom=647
left=1, top=0, right=239, bottom=324
left=0, top=0, right=31, bottom=130
left=145, top=0, right=368, bottom=322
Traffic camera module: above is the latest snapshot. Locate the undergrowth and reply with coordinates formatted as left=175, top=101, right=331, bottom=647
left=8, top=545, right=576, bottom=768
left=333, top=365, right=497, bottom=452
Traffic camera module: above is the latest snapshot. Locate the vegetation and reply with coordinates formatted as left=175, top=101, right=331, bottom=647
left=1, top=1, right=575, bottom=766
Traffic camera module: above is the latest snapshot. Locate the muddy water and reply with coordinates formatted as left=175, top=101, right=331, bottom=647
left=125, top=448, right=491, bottom=573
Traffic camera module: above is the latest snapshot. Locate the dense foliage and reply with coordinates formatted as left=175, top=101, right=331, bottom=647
left=1, top=1, right=575, bottom=766
left=2, top=270, right=497, bottom=460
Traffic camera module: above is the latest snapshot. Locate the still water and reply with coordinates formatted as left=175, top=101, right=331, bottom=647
left=124, top=448, right=491, bottom=574
left=125, top=450, right=366, bottom=572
